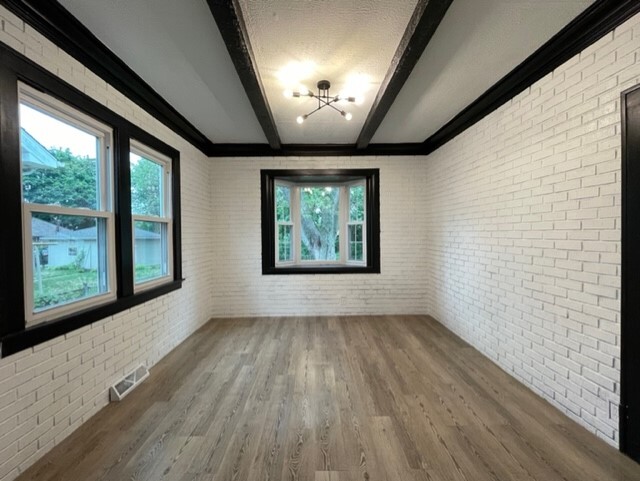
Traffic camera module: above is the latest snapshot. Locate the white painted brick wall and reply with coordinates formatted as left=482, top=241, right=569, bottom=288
left=210, top=156, right=429, bottom=317
left=0, top=7, right=213, bottom=481
left=422, top=13, right=640, bottom=446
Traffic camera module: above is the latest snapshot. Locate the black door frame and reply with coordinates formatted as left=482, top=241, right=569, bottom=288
left=620, top=83, right=640, bottom=461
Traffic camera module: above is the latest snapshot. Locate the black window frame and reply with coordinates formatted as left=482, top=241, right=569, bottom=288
left=261, top=169, right=380, bottom=275
left=0, top=43, right=182, bottom=357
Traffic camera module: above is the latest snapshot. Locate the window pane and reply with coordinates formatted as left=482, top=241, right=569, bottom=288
left=134, top=221, right=168, bottom=283
left=278, top=224, right=292, bottom=262
left=130, top=153, right=163, bottom=217
left=348, top=224, right=364, bottom=261
left=276, top=185, right=291, bottom=222
left=349, top=185, right=365, bottom=221
left=31, top=212, right=109, bottom=312
left=300, top=187, right=340, bottom=261
left=20, top=103, right=100, bottom=210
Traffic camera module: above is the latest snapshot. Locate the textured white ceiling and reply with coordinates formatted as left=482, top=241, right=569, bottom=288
left=373, top=0, right=597, bottom=143
left=237, top=0, right=419, bottom=144
left=59, top=0, right=267, bottom=144
left=58, top=0, right=598, bottom=148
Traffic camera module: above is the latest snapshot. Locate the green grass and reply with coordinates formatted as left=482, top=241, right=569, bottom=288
left=33, top=264, right=162, bottom=310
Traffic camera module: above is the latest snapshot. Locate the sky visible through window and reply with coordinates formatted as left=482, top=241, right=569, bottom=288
left=20, top=103, right=98, bottom=158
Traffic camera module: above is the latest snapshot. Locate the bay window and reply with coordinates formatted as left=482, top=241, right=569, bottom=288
left=262, top=169, right=380, bottom=274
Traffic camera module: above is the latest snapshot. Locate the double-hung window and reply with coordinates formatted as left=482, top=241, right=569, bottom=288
left=0, top=44, right=183, bottom=357
left=130, top=141, right=173, bottom=289
left=19, top=83, right=115, bottom=324
left=262, top=169, right=380, bottom=274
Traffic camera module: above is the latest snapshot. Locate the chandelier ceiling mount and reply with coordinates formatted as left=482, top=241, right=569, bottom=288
left=283, top=80, right=359, bottom=124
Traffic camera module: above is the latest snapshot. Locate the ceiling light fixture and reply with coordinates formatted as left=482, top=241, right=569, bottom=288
left=284, top=80, right=358, bottom=124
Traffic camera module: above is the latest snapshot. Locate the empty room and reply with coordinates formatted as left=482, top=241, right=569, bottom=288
left=1, top=0, right=640, bottom=480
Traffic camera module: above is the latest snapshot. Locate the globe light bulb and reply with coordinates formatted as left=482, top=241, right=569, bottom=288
left=343, top=111, right=353, bottom=121
left=296, top=115, right=305, bottom=124
left=283, top=89, right=293, bottom=99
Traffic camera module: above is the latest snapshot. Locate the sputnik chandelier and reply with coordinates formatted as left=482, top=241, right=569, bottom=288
left=284, top=80, right=359, bottom=124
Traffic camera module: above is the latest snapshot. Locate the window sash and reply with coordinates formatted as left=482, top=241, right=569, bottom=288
left=346, top=180, right=366, bottom=265
left=131, top=216, right=173, bottom=290
left=130, top=139, right=172, bottom=219
left=129, top=140, right=173, bottom=291
left=18, top=85, right=116, bottom=325
left=19, top=83, right=113, bottom=213
left=22, top=205, right=117, bottom=324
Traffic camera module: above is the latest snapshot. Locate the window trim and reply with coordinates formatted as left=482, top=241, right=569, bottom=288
left=261, top=169, right=380, bottom=275
left=0, top=43, right=183, bottom=357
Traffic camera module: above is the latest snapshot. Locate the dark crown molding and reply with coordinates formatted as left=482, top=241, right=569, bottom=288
left=355, top=0, right=453, bottom=149
left=2, top=0, right=637, bottom=158
left=206, top=0, right=281, bottom=149
left=0, top=0, right=215, bottom=155
left=421, top=0, right=640, bottom=155
left=208, top=142, right=424, bottom=157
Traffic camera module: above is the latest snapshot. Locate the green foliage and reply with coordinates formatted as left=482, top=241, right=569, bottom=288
left=349, top=185, right=365, bottom=221
left=34, top=264, right=161, bottom=309
left=34, top=264, right=98, bottom=309
left=300, top=187, right=340, bottom=261
left=23, top=148, right=97, bottom=229
left=22, top=147, right=163, bottom=232
left=276, top=185, right=291, bottom=222
left=131, top=157, right=162, bottom=217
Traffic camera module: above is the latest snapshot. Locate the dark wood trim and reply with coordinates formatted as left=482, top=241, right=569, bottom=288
left=261, top=169, right=380, bottom=275
left=620, top=83, right=640, bottom=462
left=114, top=131, right=134, bottom=297
left=355, top=0, right=453, bottom=149
left=0, top=64, right=25, bottom=337
left=1, top=280, right=183, bottom=356
left=171, top=151, right=183, bottom=283
left=421, top=0, right=640, bottom=156
left=0, top=0, right=214, bottom=155
left=209, top=143, right=424, bottom=157
left=0, top=42, right=183, bottom=356
left=206, top=0, right=281, bottom=149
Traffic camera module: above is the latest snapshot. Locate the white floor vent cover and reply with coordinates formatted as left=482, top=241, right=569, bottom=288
left=109, top=365, right=149, bottom=402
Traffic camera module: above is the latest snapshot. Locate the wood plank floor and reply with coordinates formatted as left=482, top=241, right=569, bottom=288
left=17, top=316, right=640, bottom=481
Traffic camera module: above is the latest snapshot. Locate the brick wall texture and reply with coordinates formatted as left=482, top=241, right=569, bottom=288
left=0, top=5, right=638, bottom=481
left=422, top=14, right=640, bottom=446
left=210, top=156, right=429, bottom=317
left=0, top=7, right=213, bottom=481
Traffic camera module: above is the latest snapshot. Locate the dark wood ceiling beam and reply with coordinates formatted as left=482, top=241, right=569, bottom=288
left=421, top=0, right=640, bottom=156
left=355, top=0, right=453, bottom=149
left=206, top=0, right=281, bottom=150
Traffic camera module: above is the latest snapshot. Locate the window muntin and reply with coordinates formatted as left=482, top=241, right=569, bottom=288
left=273, top=179, right=367, bottom=267
left=130, top=141, right=173, bottom=289
left=19, top=84, right=115, bottom=324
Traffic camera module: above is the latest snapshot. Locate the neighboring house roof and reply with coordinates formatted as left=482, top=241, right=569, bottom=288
left=32, top=218, right=160, bottom=240
left=74, top=225, right=161, bottom=240
left=31, top=217, right=74, bottom=239
left=20, top=128, right=59, bottom=170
